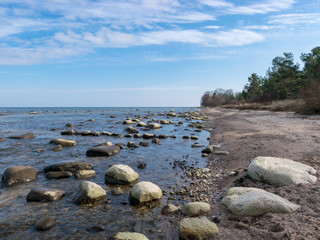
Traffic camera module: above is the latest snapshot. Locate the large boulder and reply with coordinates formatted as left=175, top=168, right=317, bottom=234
left=27, top=188, right=65, bottom=202
left=221, top=187, right=300, bottom=216
left=179, top=217, right=219, bottom=240
left=8, top=133, right=35, bottom=139
left=248, top=156, right=317, bottom=186
left=86, top=145, right=120, bottom=157
left=105, top=164, right=139, bottom=185
left=44, top=161, right=93, bottom=174
left=72, top=181, right=106, bottom=205
left=2, top=166, right=38, bottom=186
left=129, top=181, right=162, bottom=205
left=181, top=202, right=210, bottom=217
left=49, top=138, right=77, bottom=147
left=112, top=232, right=149, bottom=240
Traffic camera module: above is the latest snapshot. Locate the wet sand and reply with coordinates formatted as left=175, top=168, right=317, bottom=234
left=197, top=108, right=320, bottom=239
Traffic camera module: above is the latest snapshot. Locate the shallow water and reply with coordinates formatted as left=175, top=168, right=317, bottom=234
left=0, top=107, right=209, bottom=239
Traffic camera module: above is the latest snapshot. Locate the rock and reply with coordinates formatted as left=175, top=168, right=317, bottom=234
left=29, top=110, right=38, bottom=114
left=127, top=142, right=139, bottom=148
left=215, top=151, right=229, bottom=155
left=72, top=181, right=107, bottom=205
left=90, top=131, right=100, bottom=136
left=139, top=142, right=149, bottom=147
left=111, top=187, right=124, bottom=196
left=170, top=135, right=177, bottom=138
left=178, top=121, right=183, bottom=124
left=102, top=131, right=112, bottom=136
left=182, top=136, right=189, bottom=139
left=129, top=181, right=162, bottom=205
left=143, top=133, right=154, bottom=139
left=202, top=153, right=208, bottom=157
left=27, top=188, right=65, bottom=202
left=113, top=232, right=149, bottom=240
left=90, top=225, right=105, bottom=232
left=137, top=162, right=146, bottom=169
left=161, top=204, right=179, bottom=215
left=123, top=120, right=135, bottom=125
left=181, top=202, right=210, bottom=217
left=126, top=126, right=139, bottom=133
left=112, top=133, right=123, bottom=137
left=191, top=143, right=202, bottom=148
left=221, top=187, right=300, bottom=216
left=158, top=134, right=167, bottom=139
left=105, top=164, right=139, bottom=185
left=0, top=137, right=5, bottom=142
left=152, top=138, right=160, bottom=144
left=88, top=119, right=95, bottom=122
left=247, top=156, right=317, bottom=186
left=133, top=134, right=142, bottom=138
left=8, top=133, right=35, bottom=139
left=147, top=123, right=161, bottom=129
left=116, top=143, right=126, bottom=149
left=190, top=136, right=199, bottom=140
left=137, top=122, right=147, bottom=127
left=35, top=216, right=56, bottom=231
left=45, top=171, right=73, bottom=179
left=160, top=120, right=169, bottom=124
left=95, top=142, right=113, bottom=147
left=201, top=144, right=220, bottom=154
left=65, top=123, right=74, bottom=128
left=52, top=145, right=63, bottom=152
left=80, top=130, right=92, bottom=136
left=179, top=217, right=219, bottom=240
left=125, top=134, right=132, bottom=138
left=61, top=130, right=75, bottom=135
left=49, top=138, right=77, bottom=147
left=44, top=161, right=93, bottom=174
left=75, top=170, right=96, bottom=179
left=86, top=145, right=121, bottom=157
left=110, top=115, right=116, bottom=118
left=2, top=166, right=38, bottom=186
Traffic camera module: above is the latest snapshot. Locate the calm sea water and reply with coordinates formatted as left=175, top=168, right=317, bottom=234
left=0, top=107, right=209, bottom=239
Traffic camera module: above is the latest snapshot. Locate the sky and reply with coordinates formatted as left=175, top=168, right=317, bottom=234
left=0, top=0, right=320, bottom=107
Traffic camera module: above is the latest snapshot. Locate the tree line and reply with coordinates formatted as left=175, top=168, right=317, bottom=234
left=201, top=46, right=320, bottom=113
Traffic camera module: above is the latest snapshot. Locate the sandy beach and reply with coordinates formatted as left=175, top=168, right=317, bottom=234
left=195, top=108, right=320, bottom=239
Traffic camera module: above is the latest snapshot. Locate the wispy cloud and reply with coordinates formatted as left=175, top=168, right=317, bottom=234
left=269, top=13, right=320, bottom=25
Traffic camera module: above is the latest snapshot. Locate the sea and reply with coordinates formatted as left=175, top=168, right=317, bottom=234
left=0, top=107, right=209, bottom=239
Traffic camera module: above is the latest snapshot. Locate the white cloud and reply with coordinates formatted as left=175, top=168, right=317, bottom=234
left=200, top=0, right=233, bottom=8
left=269, top=13, right=320, bottom=25
left=202, top=25, right=221, bottom=29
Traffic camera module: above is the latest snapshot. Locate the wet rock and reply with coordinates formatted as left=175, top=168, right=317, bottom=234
left=95, top=142, right=113, bottom=147
left=102, top=131, right=112, bottom=136
left=127, top=142, right=139, bottom=148
left=65, top=123, right=74, bottom=128
left=123, top=120, right=135, bottom=125
left=182, top=136, right=189, bottom=139
left=8, top=133, right=35, bottom=139
left=116, top=143, right=126, bottom=149
left=152, top=138, right=160, bottom=144
left=129, top=181, right=162, bottom=205
left=80, top=130, right=92, bottom=136
left=126, top=126, right=139, bottom=134
left=134, top=134, right=142, bottom=138
left=0, top=137, right=5, bottom=142
left=112, top=133, right=123, bottom=137
left=215, top=151, right=229, bottom=155
left=178, top=121, right=183, bottom=124
left=137, top=162, right=146, bottom=169
left=88, top=119, right=95, bottom=122
left=147, top=123, right=161, bottom=129
left=49, top=138, right=77, bottom=147
left=190, top=136, right=199, bottom=140
left=105, top=164, right=139, bottom=185
left=35, top=216, right=56, bottom=231
left=161, top=204, right=179, bottom=215
left=75, top=170, right=96, bottom=179
left=160, top=120, right=169, bottom=124
left=170, top=135, right=177, bottom=138
left=110, top=115, right=116, bottom=118
left=53, top=145, right=63, bottom=152
left=201, top=144, right=220, bottom=154
left=61, top=130, right=75, bottom=135
left=45, top=171, right=73, bottom=179
left=143, top=133, right=154, bottom=139
left=90, top=131, right=100, bottom=136
left=27, top=188, right=65, bottom=202
left=86, top=145, right=121, bottom=157
left=2, top=166, right=38, bottom=186
left=201, top=153, right=208, bottom=157
left=179, top=217, right=218, bottom=240
left=44, top=161, right=93, bottom=174
left=111, top=187, right=124, bottom=196
left=158, top=134, right=167, bottom=139
left=29, top=110, right=38, bottom=114
left=191, top=143, right=202, bottom=148
left=125, top=134, right=132, bottom=138
left=112, top=232, right=149, bottom=240
left=137, top=121, right=147, bottom=127
left=181, top=202, right=210, bottom=217
left=72, top=181, right=107, bottom=205
left=221, top=187, right=300, bottom=216
left=139, top=142, right=149, bottom=147
left=248, top=156, right=317, bottom=186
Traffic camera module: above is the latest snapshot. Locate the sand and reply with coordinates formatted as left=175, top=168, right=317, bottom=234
left=196, top=108, right=320, bottom=240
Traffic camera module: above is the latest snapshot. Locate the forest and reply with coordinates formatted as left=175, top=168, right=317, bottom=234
left=200, top=46, right=320, bottom=114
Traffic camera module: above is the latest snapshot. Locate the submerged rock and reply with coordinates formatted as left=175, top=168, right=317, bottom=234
left=129, top=181, right=162, bottom=205
left=139, top=142, right=149, bottom=147
left=86, top=145, right=120, bottom=157
left=44, top=161, right=93, bottom=174
left=221, top=187, right=300, bottom=216
left=127, top=142, right=139, bottom=148
left=8, top=133, right=35, bottom=139
left=52, top=145, right=63, bottom=152
left=49, top=138, right=77, bottom=147
left=2, top=166, right=38, bottom=186
left=72, top=181, right=107, bottom=205
left=27, top=188, right=65, bottom=202
left=0, top=137, right=5, bottom=142
left=35, top=216, right=56, bottom=231
left=179, top=217, right=219, bottom=240
left=126, top=126, right=139, bottom=133
left=181, top=202, right=210, bottom=217
left=248, top=156, right=317, bottom=186
left=45, top=171, right=73, bottom=179
left=75, top=170, right=96, bottom=179
left=105, top=164, right=139, bottom=185
left=61, top=130, right=75, bottom=135
left=151, top=138, right=160, bottom=144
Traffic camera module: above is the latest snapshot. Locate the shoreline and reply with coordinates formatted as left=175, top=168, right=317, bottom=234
left=196, top=107, right=320, bottom=239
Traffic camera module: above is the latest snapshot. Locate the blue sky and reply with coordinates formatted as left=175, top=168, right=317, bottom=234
left=1, top=0, right=320, bottom=107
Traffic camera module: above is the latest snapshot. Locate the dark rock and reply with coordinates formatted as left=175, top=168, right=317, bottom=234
left=139, top=142, right=149, bottom=147
left=126, top=126, right=139, bottom=133
left=8, top=133, right=35, bottom=139
left=86, top=145, right=121, bottom=157
left=27, top=188, right=65, bottom=202
left=127, top=142, right=139, bottom=148
left=45, top=171, right=73, bottom=179
left=124, top=134, right=132, bottom=138
left=137, top=162, right=146, bottom=169
left=44, top=161, right=93, bottom=174
left=152, top=138, right=160, bottom=144
left=61, top=130, right=75, bottom=135
left=65, top=123, right=74, bottom=128
left=90, top=225, right=105, bottom=232
left=2, top=166, right=38, bottom=186
left=35, top=216, right=56, bottom=231
left=53, top=145, right=63, bottom=152
left=158, top=134, right=167, bottom=139
left=182, top=136, right=190, bottom=139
